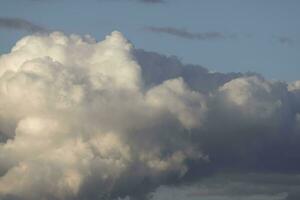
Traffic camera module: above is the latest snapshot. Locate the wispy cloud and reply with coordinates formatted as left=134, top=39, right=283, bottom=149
left=145, top=26, right=236, bottom=40
left=139, top=0, right=164, bottom=3
left=96, top=0, right=165, bottom=4
left=277, top=36, right=295, bottom=46
left=30, top=0, right=165, bottom=3
left=0, top=17, right=48, bottom=33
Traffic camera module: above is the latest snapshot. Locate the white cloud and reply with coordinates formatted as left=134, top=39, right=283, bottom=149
left=218, top=76, right=282, bottom=119
left=0, top=31, right=299, bottom=200
left=0, top=31, right=207, bottom=200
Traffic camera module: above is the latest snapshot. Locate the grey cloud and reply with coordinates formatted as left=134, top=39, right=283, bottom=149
left=96, top=0, right=164, bottom=4
left=133, top=49, right=244, bottom=92
left=151, top=173, right=300, bottom=200
left=0, top=17, right=47, bottom=33
left=278, top=36, right=295, bottom=46
left=139, top=0, right=164, bottom=3
left=136, top=48, right=300, bottom=171
left=30, top=0, right=165, bottom=3
left=145, top=26, right=235, bottom=40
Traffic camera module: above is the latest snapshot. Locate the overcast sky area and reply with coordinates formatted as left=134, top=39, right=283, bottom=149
left=0, top=1, right=300, bottom=200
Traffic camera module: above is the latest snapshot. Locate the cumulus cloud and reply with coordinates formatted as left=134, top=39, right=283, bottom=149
left=0, top=17, right=47, bottom=33
left=145, top=26, right=235, bottom=40
left=0, top=31, right=299, bottom=200
left=0, top=31, right=206, bottom=200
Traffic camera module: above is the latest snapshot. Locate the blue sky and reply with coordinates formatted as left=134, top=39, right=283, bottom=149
left=0, top=0, right=299, bottom=81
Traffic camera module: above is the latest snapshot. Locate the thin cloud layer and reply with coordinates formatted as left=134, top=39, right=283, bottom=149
left=139, top=0, right=164, bottom=3
left=277, top=36, right=295, bottom=46
left=0, top=31, right=299, bottom=200
left=0, top=17, right=47, bottom=33
left=151, top=173, right=300, bottom=200
left=145, top=26, right=235, bottom=40
left=97, top=0, right=164, bottom=4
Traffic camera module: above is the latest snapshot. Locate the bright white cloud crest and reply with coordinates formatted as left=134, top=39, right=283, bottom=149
left=0, top=31, right=299, bottom=200
left=0, top=31, right=207, bottom=200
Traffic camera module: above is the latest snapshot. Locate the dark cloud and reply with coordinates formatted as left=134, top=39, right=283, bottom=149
left=139, top=0, right=164, bottom=3
left=133, top=49, right=244, bottom=92
left=29, top=0, right=165, bottom=3
left=96, top=0, right=164, bottom=4
left=0, top=17, right=47, bottom=33
left=152, top=173, right=300, bottom=200
left=145, top=26, right=235, bottom=40
left=136, top=48, right=300, bottom=170
left=278, top=36, right=295, bottom=46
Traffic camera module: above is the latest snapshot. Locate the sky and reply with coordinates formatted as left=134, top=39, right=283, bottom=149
left=0, top=0, right=300, bottom=81
left=0, top=1, right=300, bottom=200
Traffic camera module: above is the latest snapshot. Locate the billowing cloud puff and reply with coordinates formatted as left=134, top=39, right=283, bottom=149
left=0, top=31, right=207, bottom=200
left=0, top=31, right=299, bottom=200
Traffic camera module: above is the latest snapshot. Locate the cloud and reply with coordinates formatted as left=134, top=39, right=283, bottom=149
left=139, top=0, right=164, bottom=3
left=96, top=0, right=164, bottom=4
left=133, top=49, right=243, bottom=93
left=0, top=31, right=299, bottom=200
left=0, top=17, right=47, bottom=33
left=151, top=173, right=300, bottom=200
left=145, top=26, right=235, bottom=40
left=277, top=36, right=295, bottom=46
left=29, top=0, right=165, bottom=3
left=0, top=31, right=207, bottom=200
